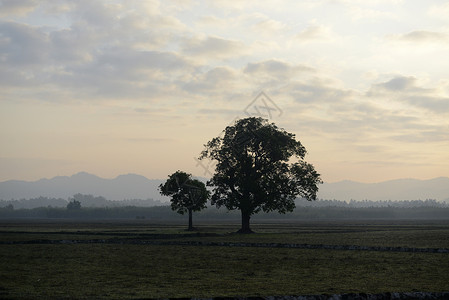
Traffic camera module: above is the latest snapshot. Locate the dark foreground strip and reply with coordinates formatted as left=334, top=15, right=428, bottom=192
left=186, top=292, right=449, bottom=299
left=2, top=239, right=449, bottom=253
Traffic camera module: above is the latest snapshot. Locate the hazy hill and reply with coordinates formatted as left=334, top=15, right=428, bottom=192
left=0, top=172, right=168, bottom=202
left=0, top=172, right=448, bottom=202
left=318, top=177, right=449, bottom=201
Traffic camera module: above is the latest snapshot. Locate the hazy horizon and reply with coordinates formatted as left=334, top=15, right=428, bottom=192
left=1, top=171, right=449, bottom=202
left=1, top=1, right=449, bottom=183
left=2, top=170, right=449, bottom=185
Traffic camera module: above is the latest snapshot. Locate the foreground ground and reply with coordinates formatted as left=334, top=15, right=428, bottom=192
left=0, top=220, right=448, bottom=298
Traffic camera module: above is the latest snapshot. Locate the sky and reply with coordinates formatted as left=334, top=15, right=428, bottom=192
left=1, top=0, right=449, bottom=183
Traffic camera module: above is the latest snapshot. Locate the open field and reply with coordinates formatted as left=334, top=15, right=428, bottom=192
left=1, top=220, right=449, bottom=298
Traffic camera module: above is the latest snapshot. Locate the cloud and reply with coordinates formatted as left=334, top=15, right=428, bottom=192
left=97, top=48, right=191, bottom=72
left=125, top=137, right=176, bottom=143
left=374, top=76, right=416, bottom=91
left=282, top=78, right=354, bottom=105
left=244, top=60, right=314, bottom=79
left=0, top=15, right=195, bottom=98
left=195, top=12, right=291, bottom=41
left=391, top=130, right=449, bottom=143
left=182, top=36, right=247, bottom=60
left=206, top=1, right=252, bottom=11
left=56, top=47, right=197, bottom=100
left=64, top=0, right=123, bottom=29
left=0, top=21, right=55, bottom=89
left=0, top=21, right=49, bottom=66
left=406, top=95, right=449, bottom=114
left=196, top=15, right=228, bottom=27
left=348, top=6, right=398, bottom=21
left=0, top=1, right=196, bottom=101
left=428, top=3, right=449, bottom=20
left=388, top=30, right=449, bottom=44
left=251, top=17, right=288, bottom=36
left=1, top=0, right=449, bottom=184
left=273, top=72, right=449, bottom=151
left=296, top=25, right=333, bottom=42
left=332, top=0, right=404, bottom=4
left=197, top=108, right=243, bottom=117
left=369, top=76, right=449, bottom=114
left=182, top=66, right=239, bottom=95
left=0, top=0, right=38, bottom=17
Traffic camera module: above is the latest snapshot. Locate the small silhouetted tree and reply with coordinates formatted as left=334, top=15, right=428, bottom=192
left=199, top=117, right=322, bottom=233
left=159, top=171, right=209, bottom=231
left=67, top=199, right=81, bottom=210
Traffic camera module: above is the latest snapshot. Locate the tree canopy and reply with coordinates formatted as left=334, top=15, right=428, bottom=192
left=159, top=170, right=209, bottom=231
left=199, top=117, right=322, bottom=233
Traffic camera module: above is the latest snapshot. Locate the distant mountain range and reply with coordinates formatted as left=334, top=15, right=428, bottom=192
left=0, top=172, right=168, bottom=202
left=318, top=177, right=449, bottom=202
left=0, top=172, right=448, bottom=202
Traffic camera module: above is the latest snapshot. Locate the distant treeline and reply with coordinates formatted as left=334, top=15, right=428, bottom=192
left=1, top=194, right=447, bottom=210
left=0, top=194, right=164, bottom=209
left=295, top=198, right=448, bottom=208
left=1, top=200, right=448, bottom=220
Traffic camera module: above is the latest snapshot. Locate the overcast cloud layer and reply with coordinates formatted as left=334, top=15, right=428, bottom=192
left=1, top=0, right=449, bottom=183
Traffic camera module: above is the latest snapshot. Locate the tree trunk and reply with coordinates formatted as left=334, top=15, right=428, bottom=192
left=237, top=210, right=253, bottom=234
left=187, top=208, right=194, bottom=231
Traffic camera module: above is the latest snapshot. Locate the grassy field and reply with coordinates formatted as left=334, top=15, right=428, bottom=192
left=1, top=220, right=449, bottom=298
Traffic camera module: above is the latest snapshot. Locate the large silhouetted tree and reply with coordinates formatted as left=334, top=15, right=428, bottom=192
left=159, top=171, right=209, bottom=231
left=199, top=117, right=322, bottom=233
